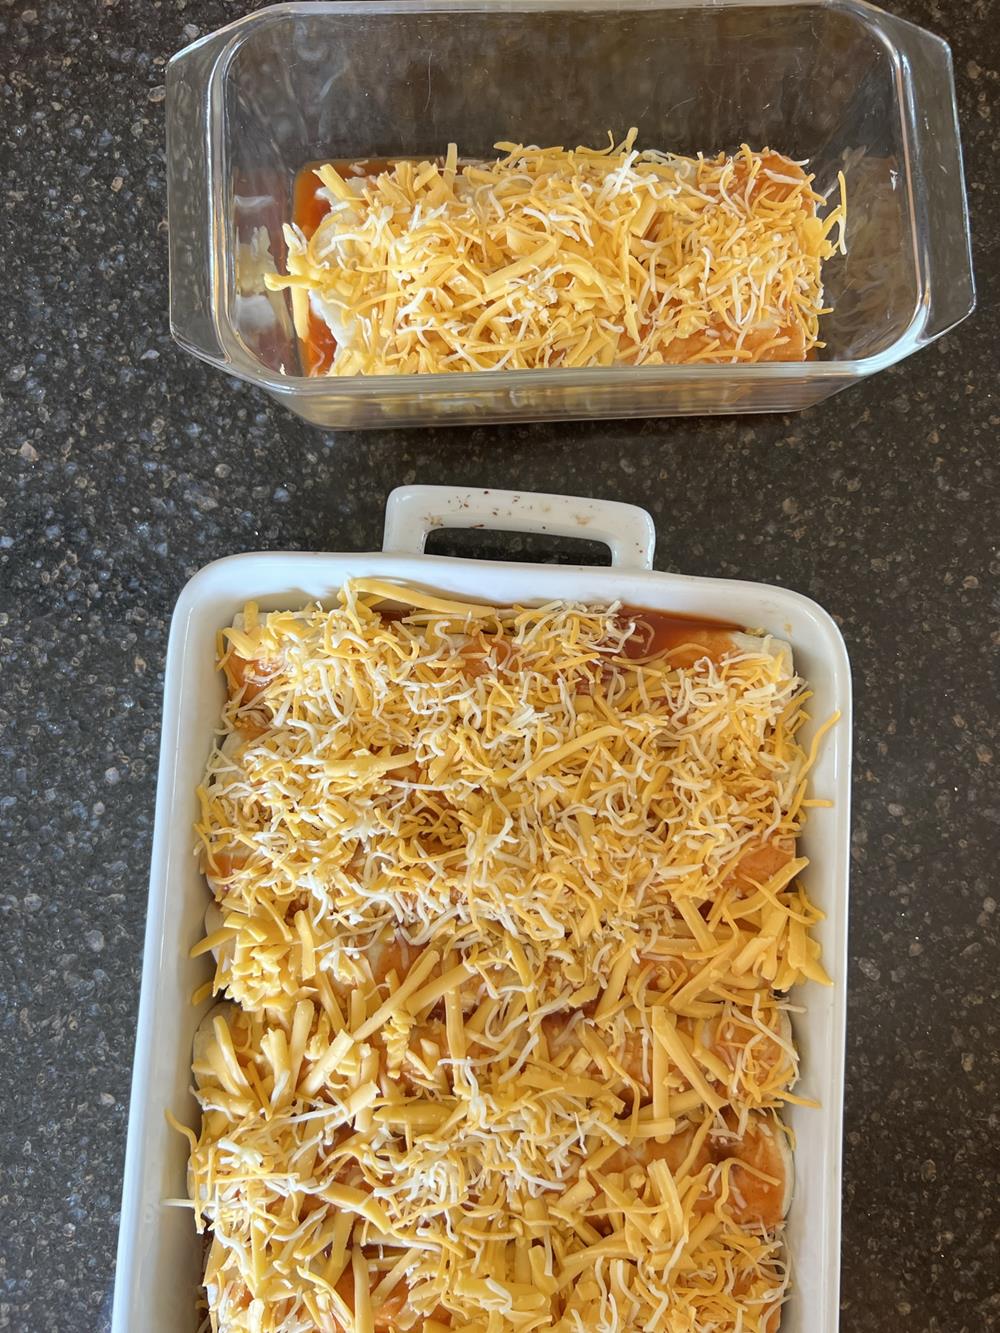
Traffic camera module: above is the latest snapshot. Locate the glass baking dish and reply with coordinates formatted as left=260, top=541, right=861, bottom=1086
left=166, top=0, right=974, bottom=430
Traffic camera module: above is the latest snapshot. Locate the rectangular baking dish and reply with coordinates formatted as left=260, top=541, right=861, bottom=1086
left=166, top=0, right=973, bottom=428
left=112, top=486, right=852, bottom=1332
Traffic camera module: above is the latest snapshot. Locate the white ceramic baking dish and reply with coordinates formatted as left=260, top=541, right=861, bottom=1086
left=112, top=486, right=851, bottom=1333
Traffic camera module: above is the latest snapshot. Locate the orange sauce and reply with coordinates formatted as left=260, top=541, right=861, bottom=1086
left=606, top=1114, right=788, bottom=1229
left=620, top=607, right=743, bottom=666
left=374, top=604, right=744, bottom=668
left=222, top=649, right=281, bottom=704
left=293, top=163, right=331, bottom=236
left=331, top=1269, right=451, bottom=1331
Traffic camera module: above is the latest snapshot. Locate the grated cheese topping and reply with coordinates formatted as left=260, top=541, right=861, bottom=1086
left=179, top=582, right=836, bottom=1333
left=264, top=131, right=847, bottom=375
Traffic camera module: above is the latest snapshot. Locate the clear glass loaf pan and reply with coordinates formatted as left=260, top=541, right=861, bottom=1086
left=166, top=0, right=974, bottom=429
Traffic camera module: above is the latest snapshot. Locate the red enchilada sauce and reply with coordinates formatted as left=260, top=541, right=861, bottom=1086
left=620, top=608, right=743, bottom=667
left=379, top=604, right=743, bottom=669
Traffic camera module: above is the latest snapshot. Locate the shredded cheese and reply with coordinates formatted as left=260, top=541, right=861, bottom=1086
left=265, top=131, right=847, bottom=376
left=181, top=583, right=836, bottom=1333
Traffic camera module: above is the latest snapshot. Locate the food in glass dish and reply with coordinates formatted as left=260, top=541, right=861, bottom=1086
left=173, top=582, right=838, bottom=1333
left=265, top=132, right=846, bottom=377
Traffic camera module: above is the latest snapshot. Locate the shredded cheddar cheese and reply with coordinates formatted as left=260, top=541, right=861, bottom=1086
left=180, top=583, right=836, bottom=1333
left=265, top=131, right=847, bottom=375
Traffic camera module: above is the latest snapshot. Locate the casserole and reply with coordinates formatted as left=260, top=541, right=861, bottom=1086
left=165, top=0, right=973, bottom=428
left=112, top=486, right=852, bottom=1332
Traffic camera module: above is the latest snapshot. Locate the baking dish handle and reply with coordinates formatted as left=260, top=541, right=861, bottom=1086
left=383, top=486, right=656, bottom=570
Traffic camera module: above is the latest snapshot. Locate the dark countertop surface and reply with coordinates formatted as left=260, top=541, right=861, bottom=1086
left=2, top=1, right=998, bottom=1329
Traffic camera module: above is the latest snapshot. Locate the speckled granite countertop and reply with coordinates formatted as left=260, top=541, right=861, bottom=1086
left=2, top=1, right=998, bottom=1329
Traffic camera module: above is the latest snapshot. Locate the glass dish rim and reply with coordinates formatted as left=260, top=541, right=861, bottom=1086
left=191, top=0, right=938, bottom=397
